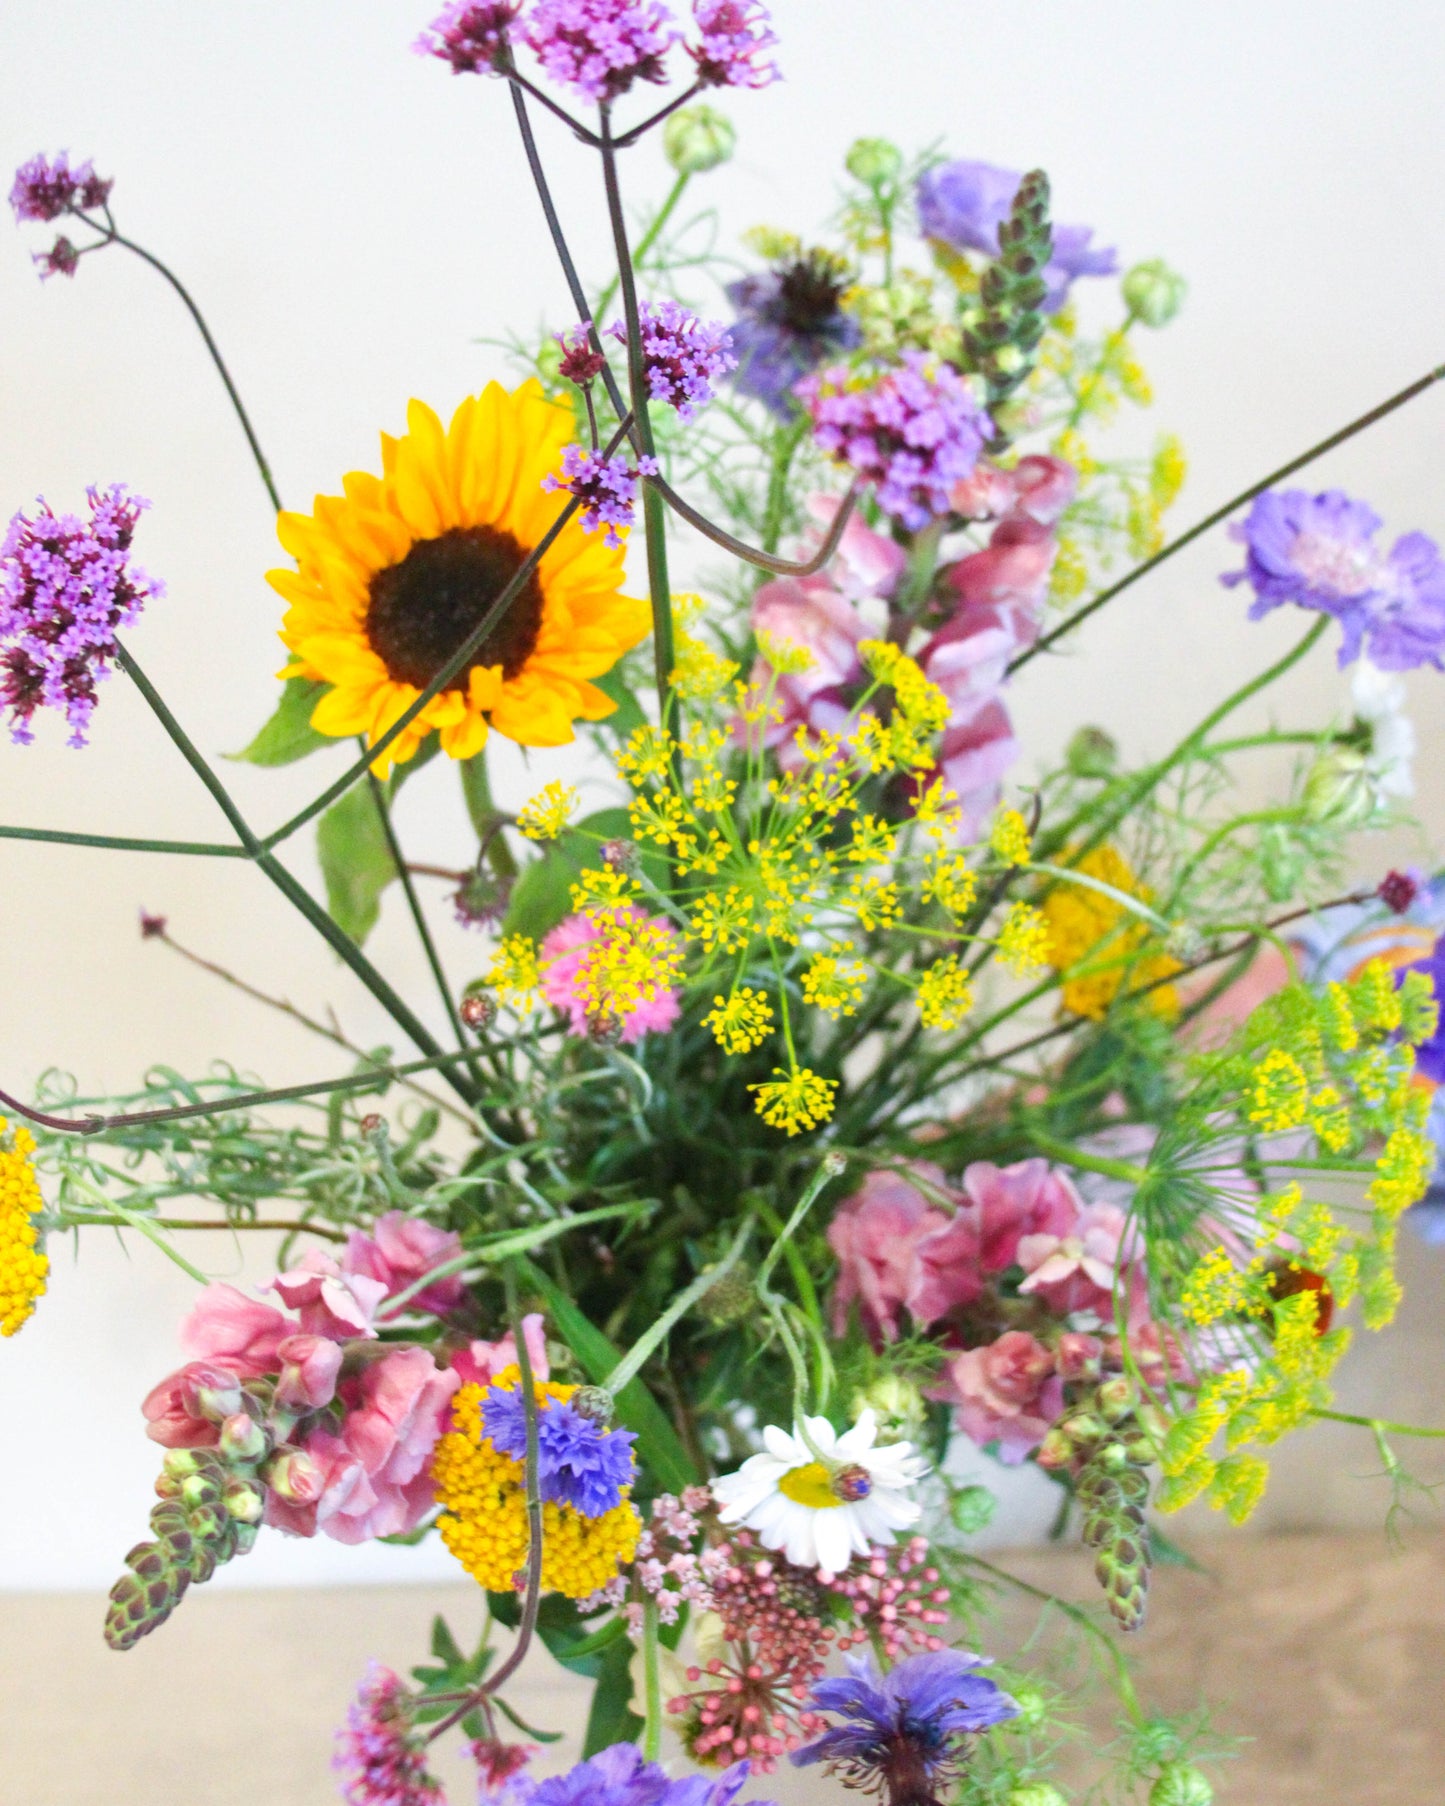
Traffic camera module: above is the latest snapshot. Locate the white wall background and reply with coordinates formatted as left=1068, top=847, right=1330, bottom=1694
left=1, top=1, right=1443, bottom=1590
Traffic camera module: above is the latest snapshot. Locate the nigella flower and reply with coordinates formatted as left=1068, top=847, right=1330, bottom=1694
left=9, top=151, right=112, bottom=224
left=798, top=354, right=989, bottom=531
left=0, top=484, right=163, bottom=747
left=524, top=1742, right=769, bottom=1805
left=524, top=0, right=677, bottom=103
left=333, top=1662, right=446, bottom=1806
left=542, top=444, right=657, bottom=547
left=611, top=300, right=736, bottom=420
left=725, top=249, right=861, bottom=417
left=916, top=158, right=1116, bottom=313
left=792, top=1648, right=1018, bottom=1806
left=414, top=1, right=519, bottom=72
left=481, top=1380, right=638, bottom=1516
left=687, top=0, right=780, bottom=90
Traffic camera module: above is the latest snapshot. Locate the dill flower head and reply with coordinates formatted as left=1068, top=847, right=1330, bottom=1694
left=0, top=1119, right=48, bottom=1338
left=995, top=901, right=1051, bottom=976
left=748, top=1066, right=838, bottom=1136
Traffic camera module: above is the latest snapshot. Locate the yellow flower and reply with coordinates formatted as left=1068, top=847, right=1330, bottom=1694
left=270, top=380, right=650, bottom=775
left=996, top=902, right=1052, bottom=977
left=749, top=1067, right=838, bottom=1136
left=915, top=957, right=975, bottom=1032
left=516, top=781, right=579, bottom=842
left=486, top=935, right=541, bottom=1010
left=1247, top=1049, right=1311, bottom=1133
left=703, top=988, right=775, bottom=1054
left=801, top=950, right=868, bottom=1018
left=989, top=808, right=1031, bottom=868
left=1039, top=844, right=1180, bottom=1020
left=0, top=1120, right=48, bottom=1338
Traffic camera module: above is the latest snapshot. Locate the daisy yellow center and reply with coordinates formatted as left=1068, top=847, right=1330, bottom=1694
left=778, top=1461, right=845, bottom=1509
left=365, top=524, right=546, bottom=692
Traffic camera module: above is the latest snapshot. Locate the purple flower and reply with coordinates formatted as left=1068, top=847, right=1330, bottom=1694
left=1358, top=531, right=1445, bottom=671
left=0, top=484, right=163, bottom=747
left=333, top=1662, right=445, bottom=1806
left=556, top=323, right=608, bottom=387
left=798, top=354, right=989, bottom=531
left=1399, top=934, right=1445, bottom=1086
left=687, top=0, right=779, bottom=90
left=725, top=251, right=861, bottom=417
left=611, top=300, right=735, bottom=420
left=9, top=152, right=112, bottom=225
left=414, top=1, right=519, bottom=71
left=524, top=0, right=677, bottom=102
left=792, top=1648, right=1017, bottom=1802
left=481, top=1383, right=637, bottom=1517
left=525, top=1744, right=768, bottom=1806
left=915, top=159, right=1116, bottom=313
left=34, top=236, right=80, bottom=280
left=542, top=445, right=656, bottom=547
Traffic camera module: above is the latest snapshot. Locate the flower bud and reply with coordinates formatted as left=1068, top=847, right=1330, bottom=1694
left=180, top=1363, right=244, bottom=1425
left=1122, top=259, right=1187, bottom=329
left=264, top=1447, right=325, bottom=1506
left=854, top=1373, right=927, bottom=1444
left=599, top=838, right=640, bottom=873
left=1303, top=748, right=1374, bottom=824
left=1097, top=1375, right=1136, bottom=1423
left=571, top=1385, right=614, bottom=1425
left=460, top=988, right=498, bottom=1032
left=1063, top=1411, right=1105, bottom=1447
left=1065, top=725, right=1118, bottom=779
left=1034, top=1427, right=1075, bottom=1472
left=663, top=104, right=736, bottom=175
left=1056, top=1332, right=1103, bottom=1384
left=947, top=1482, right=997, bottom=1534
left=845, top=137, right=904, bottom=187
left=535, top=335, right=564, bottom=387
left=1149, top=1763, right=1213, bottom=1806
left=1004, top=1683, right=1049, bottom=1734
left=1008, top=1786, right=1069, bottom=1806
left=222, top=1477, right=266, bottom=1524
left=219, top=1412, right=269, bottom=1465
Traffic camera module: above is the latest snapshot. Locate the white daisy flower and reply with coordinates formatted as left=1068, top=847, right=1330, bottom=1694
left=710, top=1408, right=927, bottom=1574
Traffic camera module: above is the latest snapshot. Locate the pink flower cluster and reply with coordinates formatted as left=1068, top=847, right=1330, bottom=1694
left=524, top=0, right=677, bottom=101
left=539, top=904, right=683, bottom=1042
left=542, top=445, right=658, bottom=547
left=334, top=1661, right=445, bottom=1806
left=831, top=1536, right=950, bottom=1662
left=623, top=1485, right=716, bottom=1629
left=688, top=0, right=779, bottom=90
left=414, top=1, right=520, bottom=72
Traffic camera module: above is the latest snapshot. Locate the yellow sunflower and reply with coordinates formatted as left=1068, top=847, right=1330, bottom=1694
left=269, top=379, right=650, bottom=774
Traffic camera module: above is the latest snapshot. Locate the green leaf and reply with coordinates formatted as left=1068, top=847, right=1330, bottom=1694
left=519, top=1259, right=697, bottom=1495
left=582, top=1634, right=643, bottom=1759
left=317, top=783, right=397, bottom=944
left=493, top=1696, right=565, bottom=1744
left=1149, top=1525, right=1212, bottom=1574
left=534, top=1604, right=629, bottom=1681
left=503, top=808, right=665, bottom=943
left=431, top=1614, right=465, bottom=1668
left=228, top=676, right=332, bottom=766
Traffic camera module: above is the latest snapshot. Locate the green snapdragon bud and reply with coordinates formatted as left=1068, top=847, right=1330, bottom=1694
left=664, top=105, right=736, bottom=175
left=1122, top=259, right=1187, bottom=328
left=845, top=137, right=904, bottom=186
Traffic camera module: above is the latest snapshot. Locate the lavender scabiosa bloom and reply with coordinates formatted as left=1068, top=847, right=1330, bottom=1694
left=481, top=1383, right=637, bottom=1516
left=414, top=1, right=519, bottom=71
left=915, top=158, right=1116, bottom=313
left=9, top=152, right=112, bottom=224
left=527, top=1742, right=768, bottom=1806
left=542, top=445, right=656, bottom=547
left=333, top=1662, right=445, bottom=1806
left=1355, top=530, right=1445, bottom=671
left=792, top=1649, right=1018, bottom=1806
left=524, top=0, right=677, bottom=102
left=611, top=299, right=736, bottom=420
left=687, top=0, right=779, bottom=90
left=799, top=354, right=989, bottom=531
left=0, top=485, right=163, bottom=747
left=726, top=249, right=861, bottom=417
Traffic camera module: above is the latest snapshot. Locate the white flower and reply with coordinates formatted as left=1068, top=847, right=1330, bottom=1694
left=710, top=1408, right=926, bottom=1574
left=1352, top=656, right=1415, bottom=800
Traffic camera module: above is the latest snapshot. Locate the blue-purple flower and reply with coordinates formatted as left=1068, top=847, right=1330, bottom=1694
left=542, top=445, right=657, bottom=547
left=792, top=1649, right=1017, bottom=1805
left=414, top=1, right=519, bottom=72
left=524, top=0, right=677, bottom=102
left=0, top=484, right=163, bottom=747
left=915, top=159, right=1116, bottom=313
left=612, top=300, right=736, bottom=420
left=725, top=250, right=861, bottom=417
left=687, top=0, right=779, bottom=90
left=481, top=1382, right=638, bottom=1515
left=521, top=1743, right=770, bottom=1806
left=9, top=152, right=112, bottom=225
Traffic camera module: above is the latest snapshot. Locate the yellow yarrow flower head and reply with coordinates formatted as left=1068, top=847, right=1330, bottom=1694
left=1039, top=844, right=1180, bottom=1020
left=915, top=956, right=976, bottom=1032
left=0, top=1120, right=47, bottom=1337
left=516, top=781, right=579, bottom=842
left=749, top=1066, right=838, bottom=1136
left=997, top=902, right=1052, bottom=977
left=989, top=807, right=1031, bottom=868
left=703, top=987, right=775, bottom=1055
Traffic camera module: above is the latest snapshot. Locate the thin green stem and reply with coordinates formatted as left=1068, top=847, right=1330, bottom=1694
left=594, top=169, right=691, bottom=324
left=1025, top=1129, right=1149, bottom=1186
left=0, top=823, right=243, bottom=858
left=640, top=1598, right=664, bottom=1762
left=601, top=1214, right=753, bottom=1396
left=1312, top=1408, right=1445, bottom=1439
left=754, top=1159, right=838, bottom=1296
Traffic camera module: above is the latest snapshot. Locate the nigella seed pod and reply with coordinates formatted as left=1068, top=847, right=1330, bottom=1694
left=1122, top=258, right=1188, bottom=329
left=663, top=104, right=737, bottom=175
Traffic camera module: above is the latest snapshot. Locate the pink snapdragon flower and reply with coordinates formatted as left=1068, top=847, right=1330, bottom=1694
left=951, top=453, right=1076, bottom=527
left=935, top=1330, right=1064, bottom=1464
left=450, top=1313, right=550, bottom=1388
left=272, top=1249, right=388, bottom=1340
left=540, top=905, right=682, bottom=1043
left=142, top=1360, right=246, bottom=1449
left=179, top=1283, right=291, bottom=1377
left=343, top=1211, right=466, bottom=1317
left=959, top=1159, right=1083, bottom=1273
left=275, top=1333, right=345, bottom=1411
left=827, top=1165, right=953, bottom=1341
left=1016, top=1201, right=1134, bottom=1316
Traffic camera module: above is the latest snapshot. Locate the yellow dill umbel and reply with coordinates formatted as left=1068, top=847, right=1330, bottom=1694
left=0, top=1119, right=48, bottom=1338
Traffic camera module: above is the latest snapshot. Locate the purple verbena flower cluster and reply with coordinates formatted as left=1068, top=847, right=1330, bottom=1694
left=542, top=445, right=657, bottom=546
left=524, top=0, right=677, bottom=102
left=480, top=1382, right=637, bottom=1515
left=555, top=322, right=608, bottom=386
left=611, top=299, right=735, bottom=420
left=414, top=1, right=520, bottom=72
left=0, top=484, right=163, bottom=747
left=8, top=152, right=111, bottom=224
left=333, top=1663, right=445, bottom=1806
left=1223, top=487, right=1445, bottom=671
left=798, top=354, right=990, bottom=530
left=687, top=0, right=779, bottom=90
left=34, top=237, right=80, bottom=281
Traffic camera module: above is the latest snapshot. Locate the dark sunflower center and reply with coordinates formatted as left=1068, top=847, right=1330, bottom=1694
left=775, top=258, right=846, bottom=337
left=365, top=525, right=544, bottom=692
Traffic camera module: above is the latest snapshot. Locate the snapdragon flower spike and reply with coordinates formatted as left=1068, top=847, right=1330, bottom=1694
left=413, top=0, right=519, bottom=72
left=524, top=0, right=677, bottom=103
left=611, top=299, right=736, bottom=420
left=481, top=1380, right=638, bottom=1515
left=543, top=445, right=657, bottom=547
left=687, top=0, right=780, bottom=89
left=0, top=485, right=163, bottom=747
left=9, top=152, right=112, bottom=224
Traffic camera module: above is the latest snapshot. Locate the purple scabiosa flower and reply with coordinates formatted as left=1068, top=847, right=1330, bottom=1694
left=480, top=1382, right=637, bottom=1516
left=333, top=1662, right=446, bottom=1806
left=527, top=1743, right=768, bottom=1806
left=414, top=1, right=519, bottom=72
left=1355, top=530, right=1445, bottom=672
left=687, top=0, right=779, bottom=90
left=725, top=250, right=861, bottom=417
left=542, top=445, right=656, bottom=547
left=798, top=354, right=989, bottom=531
left=611, top=300, right=736, bottom=420
left=792, top=1648, right=1017, bottom=1806
left=9, top=152, right=112, bottom=224
left=0, top=484, right=163, bottom=747
left=523, top=0, right=677, bottom=103
left=915, top=159, right=1116, bottom=313
left=34, top=236, right=80, bottom=280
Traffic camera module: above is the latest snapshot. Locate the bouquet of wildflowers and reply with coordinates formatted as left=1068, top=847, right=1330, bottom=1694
left=7, top=7, right=1445, bottom=1804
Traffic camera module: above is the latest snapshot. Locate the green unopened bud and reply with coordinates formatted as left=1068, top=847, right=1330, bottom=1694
left=1063, top=1411, right=1105, bottom=1447
left=222, top=1478, right=266, bottom=1525
left=947, top=1482, right=997, bottom=1535
left=845, top=137, right=904, bottom=187
left=1005, top=1683, right=1050, bottom=1733
left=535, top=336, right=564, bottom=387
left=219, top=1412, right=269, bottom=1465
left=572, top=1385, right=614, bottom=1425
left=1122, top=259, right=1187, bottom=329
left=1008, top=1785, right=1069, bottom=1806
left=1035, top=1426, right=1075, bottom=1472
left=1304, top=748, right=1375, bottom=825
left=1097, top=1376, right=1136, bottom=1423
left=663, top=104, right=736, bottom=175
left=1149, top=1763, right=1213, bottom=1806
left=853, top=1373, right=927, bottom=1444
left=1065, top=725, right=1119, bottom=779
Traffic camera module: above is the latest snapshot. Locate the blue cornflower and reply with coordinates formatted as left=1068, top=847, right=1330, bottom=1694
left=527, top=1742, right=769, bottom=1806
left=792, top=1648, right=1018, bottom=1806
left=480, top=1384, right=637, bottom=1517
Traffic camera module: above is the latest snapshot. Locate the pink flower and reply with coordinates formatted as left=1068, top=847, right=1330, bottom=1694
left=1017, top=1201, right=1134, bottom=1316
left=945, top=515, right=1056, bottom=642
left=179, top=1283, right=291, bottom=1377
left=539, top=906, right=682, bottom=1043
left=959, top=1159, right=1083, bottom=1273
left=918, top=698, right=1022, bottom=842
left=142, top=1359, right=245, bottom=1449
left=905, top=1209, right=985, bottom=1325
left=936, top=1330, right=1064, bottom=1464
left=272, top=1250, right=388, bottom=1341
left=275, top=1333, right=345, bottom=1411
left=343, top=1212, right=466, bottom=1317
left=1056, top=1330, right=1104, bottom=1382
left=827, top=1164, right=952, bottom=1341
left=450, top=1313, right=550, bottom=1389
left=951, top=453, right=1076, bottom=527
left=263, top=1446, right=331, bottom=1537
left=801, top=492, right=906, bottom=601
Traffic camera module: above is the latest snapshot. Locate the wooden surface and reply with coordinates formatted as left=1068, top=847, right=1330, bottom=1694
left=1, top=1530, right=1440, bottom=1804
